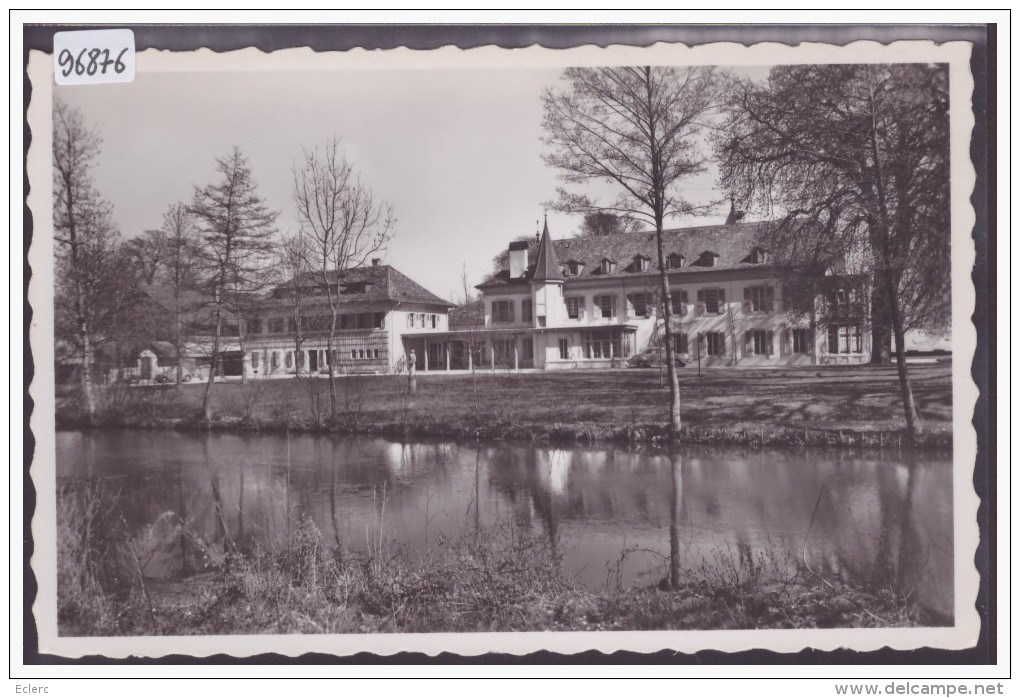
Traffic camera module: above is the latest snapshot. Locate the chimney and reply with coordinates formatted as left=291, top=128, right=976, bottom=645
left=371, top=258, right=381, bottom=267
left=508, top=240, right=529, bottom=278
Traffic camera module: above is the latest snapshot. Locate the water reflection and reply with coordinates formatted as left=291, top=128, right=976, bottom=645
left=55, top=430, right=953, bottom=619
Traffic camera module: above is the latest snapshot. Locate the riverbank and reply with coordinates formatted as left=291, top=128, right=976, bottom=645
left=56, top=363, right=953, bottom=451
left=59, top=510, right=931, bottom=636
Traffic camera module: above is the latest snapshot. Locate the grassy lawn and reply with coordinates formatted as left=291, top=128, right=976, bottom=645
left=63, top=361, right=953, bottom=448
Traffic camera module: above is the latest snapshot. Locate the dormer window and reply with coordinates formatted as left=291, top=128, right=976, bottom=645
left=697, top=251, right=719, bottom=268
left=632, top=254, right=651, bottom=272
left=599, top=258, right=617, bottom=275
left=750, top=247, right=768, bottom=264
left=666, top=253, right=685, bottom=270
left=561, top=259, right=584, bottom=277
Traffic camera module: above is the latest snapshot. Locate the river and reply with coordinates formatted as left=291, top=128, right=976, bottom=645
left=55, top=430, right=954, bottom=619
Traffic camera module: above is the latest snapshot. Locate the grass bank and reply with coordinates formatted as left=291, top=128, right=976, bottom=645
left=56, top=363, right=953, bottom=451
left=58, top=488, right=929, bottom=636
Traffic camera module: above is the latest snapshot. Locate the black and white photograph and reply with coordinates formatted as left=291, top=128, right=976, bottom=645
left=22, top=27, right=989, bottom=662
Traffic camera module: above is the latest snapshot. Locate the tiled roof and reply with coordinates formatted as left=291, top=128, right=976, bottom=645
left=477, top=221, right=777, bottom=290
left=270, top=264, right=452, bottom=307
left=532, top=217, right=564, bottom=282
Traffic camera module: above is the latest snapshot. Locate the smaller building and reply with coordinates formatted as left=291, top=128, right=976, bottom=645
left=127, top=339, right=243, bottom=383
left=242, top=260, right=454, bottom=378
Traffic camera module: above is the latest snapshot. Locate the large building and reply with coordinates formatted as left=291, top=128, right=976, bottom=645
left=240, top=259, right=453, bottom=378
left=448, top=217, right=871, bottom=370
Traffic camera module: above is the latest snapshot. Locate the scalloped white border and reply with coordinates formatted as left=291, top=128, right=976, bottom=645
left=25, top=38, right=980, bottom=660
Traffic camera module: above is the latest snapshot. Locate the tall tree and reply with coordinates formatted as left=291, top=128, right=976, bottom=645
left=542, top=66, right=721, bottom=434
left=52, top=100, right=121, bottom=421
left=292, top=137, right=394, bottom=420
left=189, top=148, right=278, bottom=423
left=152, top=203, right=202, bottom=383
left=718, top=64, right=950, bottom=444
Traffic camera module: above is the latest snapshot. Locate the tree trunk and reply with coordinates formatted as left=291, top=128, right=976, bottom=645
left=885, top=274, right=920, bottom=446
left=870, top=285, right=892, bottom=364
left=642, top=67, right=681, bottom=434
left=327, top=306, right=338, bottom=421
left=175, top=298, right=184, bottom=384
left=79, top=316, right=96, bottom=422
left=657, top=224, right=682, bottom=434
left=866, top=92, right=919, bottom=446
left=237, top=315, right=247, bottom=385
left=201, top=288, right=223, bottom=427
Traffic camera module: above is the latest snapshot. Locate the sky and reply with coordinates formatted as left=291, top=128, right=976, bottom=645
left=55, top=66, right=762, bottom=302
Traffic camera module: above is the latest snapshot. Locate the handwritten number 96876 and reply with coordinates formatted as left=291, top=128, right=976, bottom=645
left=57, top=47, right=129, bottom=77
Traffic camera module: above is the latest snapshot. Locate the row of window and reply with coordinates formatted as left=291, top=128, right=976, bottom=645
left=250, top=346, right=385, bottom=370
left=407, top=312, right=441, bottom=329
left=654, top=325, right=860, bottom=358
left=558, top=249, right=767, bottom=277
left=555, top=331, right=635, bottom=360
left=556, top=286, right=777, bottom=321
left=248, top=312, right=385, bottom=335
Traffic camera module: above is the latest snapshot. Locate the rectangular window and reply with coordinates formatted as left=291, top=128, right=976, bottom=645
left=373, top=349, right=380, bottom=359
left=522, top=339, right=534, bottom=361
left=430, top=313, right=438, bottom=329
left=672, top=333, right=689, bottom=355
left=697, top=288, right=726, bottom=315
left=706, top=332, right=726, bottom=357
left=593, top=294, right=617, bottom=319
left=246, top=319, right=261, bottom=335
left=374, top=312, right=385, bottom=329
left=351, top=349, right=357, bottom=359
left=828, top=324, right=863, bottom=354
left=628, top=293, right=651, bottom=318
left=558, top=338, right=569, bottom=360
left=251, top=352, right=260, bottom=369
left=359, top=349, right=365, bottom=359
left=745, top=329, right=775, bottom=356
left=565, top=297, right=581, bottom=320
left=583, top=330, right=624, bottom=359
left=268, top=317, right=285, bottom=334
left=522, top=299, right=533, bottom=323
left=792, top=328, right=812, bottom=354
left=669, top=290, right=689, bottom=316
left=492, top=300, right=515, bottom=323
left=286, top=318, right=297, bottom=333
left=745, top=286, right=775, bottom=313
left=407, top=313, right=416, bottom=328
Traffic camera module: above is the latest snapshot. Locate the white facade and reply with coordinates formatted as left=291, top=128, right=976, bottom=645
left=471, top=222, right=872, bottom=370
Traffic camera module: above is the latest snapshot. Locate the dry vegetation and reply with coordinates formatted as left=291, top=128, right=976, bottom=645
left=58, top=484, right=930, bottom=637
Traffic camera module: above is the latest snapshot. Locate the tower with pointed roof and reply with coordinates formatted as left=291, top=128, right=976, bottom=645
left=531, top=214, right=564, bottom=329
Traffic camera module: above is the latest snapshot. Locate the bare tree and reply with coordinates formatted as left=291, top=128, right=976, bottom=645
left=292, top=137, right=394, bottom=420
left=718, top=64, right=950, bottom=444
left=277, top=230, right=312, bottom=377
left=189, top=148, right=278, bottom=424
left=152, top=203, right=202, bottom=383
left=52, top=100, right=122, bottom=421
left=542, top=66, right=722, bottom=434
